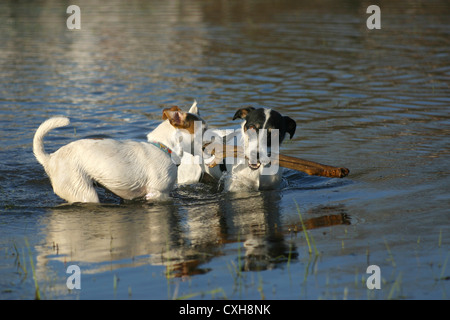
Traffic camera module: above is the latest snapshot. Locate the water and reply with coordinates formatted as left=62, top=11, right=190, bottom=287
left=0, top=0, right=449, bottom=300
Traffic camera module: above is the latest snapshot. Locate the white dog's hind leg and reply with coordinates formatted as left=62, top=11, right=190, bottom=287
left=51, top=170, right=100, bottom=203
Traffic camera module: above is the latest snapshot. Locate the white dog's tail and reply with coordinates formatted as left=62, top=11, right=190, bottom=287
left=33, top=117, right=70, bottom=166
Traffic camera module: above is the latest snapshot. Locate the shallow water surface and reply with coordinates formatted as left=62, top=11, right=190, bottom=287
left=0, top=0, right=449, bottom=300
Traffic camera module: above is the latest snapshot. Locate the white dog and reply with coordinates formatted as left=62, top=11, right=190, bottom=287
left=33, top=102, right=206, bottom=203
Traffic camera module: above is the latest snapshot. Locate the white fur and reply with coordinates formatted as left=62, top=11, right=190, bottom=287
left=34, top=114, right=190, bottom=203
left=164, top=100, right=207, bottom=185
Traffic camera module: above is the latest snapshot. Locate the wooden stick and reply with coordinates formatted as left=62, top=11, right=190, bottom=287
left=203, top=143, right=349, bottom=178
left=277, top=154, right=349, bottom=178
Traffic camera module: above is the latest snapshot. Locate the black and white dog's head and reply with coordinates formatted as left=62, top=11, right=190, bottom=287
left=233, top=107, right=296, bottom=169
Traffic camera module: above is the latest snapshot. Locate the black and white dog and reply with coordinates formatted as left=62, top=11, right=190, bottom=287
left=202, top=107, right=296, bottom=191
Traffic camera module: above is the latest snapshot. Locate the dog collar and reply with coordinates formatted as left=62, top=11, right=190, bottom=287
left=148, top=141, right=173, bottom=155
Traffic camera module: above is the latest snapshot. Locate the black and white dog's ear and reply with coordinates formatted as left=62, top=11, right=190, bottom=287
left=232, top=107, right=255, bottom=120
left=284, top=116, right=297, bottom=139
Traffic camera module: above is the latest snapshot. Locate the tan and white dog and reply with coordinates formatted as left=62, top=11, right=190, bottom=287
left=33, top=102, right=206, bottom=203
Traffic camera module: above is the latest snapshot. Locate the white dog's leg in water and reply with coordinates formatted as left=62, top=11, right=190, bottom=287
left=145, top=190, right=169, bottom=201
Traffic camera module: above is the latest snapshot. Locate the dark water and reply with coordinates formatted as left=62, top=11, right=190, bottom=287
left=0, top=0, right=449, bottom=300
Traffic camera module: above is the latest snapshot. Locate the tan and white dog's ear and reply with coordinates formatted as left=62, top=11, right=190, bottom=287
left=188, top=100, right=199, bottom=115
left=162, top=106, right=182, bottom=120
left=162, top=108, right=197, bottom=134
left=232, top=107, right=255, bottom=120
left=163, top=103, right=205, bottom=135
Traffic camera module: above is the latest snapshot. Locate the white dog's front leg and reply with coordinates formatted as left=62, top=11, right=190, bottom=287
left=145, top=190, right=170, bottom=201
